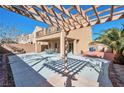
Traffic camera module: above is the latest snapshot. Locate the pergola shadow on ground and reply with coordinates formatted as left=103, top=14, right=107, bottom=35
left=1, top=44, right=109, bottom=87
left=43, top=58, right=100, bottom=87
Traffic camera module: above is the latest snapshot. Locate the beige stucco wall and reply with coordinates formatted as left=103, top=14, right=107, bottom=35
left=36, top=32, right=60, bottom=41
left=67, top=26, right=92, bottom=55
left=48, top=39, right=60, bottom=52
left=4, top=44, right=35, bottom=53
left=89, top=43, right=113, bottom=53
left=32, top=26, right=43, bottom=44
left=35, top=26, right=92, bottom=55
left=35, top=42, right=42, bottom=53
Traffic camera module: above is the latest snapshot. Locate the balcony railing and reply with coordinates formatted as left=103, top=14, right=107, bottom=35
left=36, top=28, right=61, bottom=38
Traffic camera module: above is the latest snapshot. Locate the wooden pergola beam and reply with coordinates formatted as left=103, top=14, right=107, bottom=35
left=90, top=9, right=124, bottom=25
left=54, top=5, right=82, bottom=27
left=1, top=5, right=124, bottom=29
left=25, top=5, right=68, bottom=29
left=35, top=5, right=72, bottom=31
left=89, top=5, right=124, bottom=19
left=74, top=5, right=90, bottom=26
left=0, top=5, right=37, bottom=20
left=110, top=5, right=114, bottom=20
left=19, top=5, right=53, bottom=25
left=61, top=5, right=82, bottom=25
left=92, top=5, right=100, bottom=23
left=15, top=5, right=54, bottom=26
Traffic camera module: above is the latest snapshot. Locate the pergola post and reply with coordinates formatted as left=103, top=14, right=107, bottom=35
left=60, top=30, right=65, bottom=58
left=64, top=31, right=70, bottom=73
left=64, top=32, right=68, bottom=73
left=60, top=29, right=69, bottom=73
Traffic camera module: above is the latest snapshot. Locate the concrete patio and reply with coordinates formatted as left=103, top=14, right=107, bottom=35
left=8, top=52, right=112, bottom=87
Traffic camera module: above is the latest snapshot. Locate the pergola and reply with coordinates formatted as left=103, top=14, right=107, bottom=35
left=0, top=5, right=124, bottom=72
left=0, top=5, right=124, bottom=31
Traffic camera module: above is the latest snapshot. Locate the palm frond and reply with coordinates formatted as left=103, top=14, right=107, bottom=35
left=94, top=26, right=124, bottom=54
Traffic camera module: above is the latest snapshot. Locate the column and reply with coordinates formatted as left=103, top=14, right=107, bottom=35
left=35, top=41, right=41, bottom=53
left=60, top=30, right=65, bottom=58
left=73, top=39, right=77, bottom=55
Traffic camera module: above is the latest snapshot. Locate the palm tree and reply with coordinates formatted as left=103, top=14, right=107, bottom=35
left=95, top=26, right=124, bottom=64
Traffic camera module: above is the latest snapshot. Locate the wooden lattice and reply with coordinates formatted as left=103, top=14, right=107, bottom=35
left=0, top=5, right=124, bottom=31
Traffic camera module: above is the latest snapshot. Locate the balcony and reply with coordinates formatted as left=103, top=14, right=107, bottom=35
left=36, top=28, right=61, bottom=38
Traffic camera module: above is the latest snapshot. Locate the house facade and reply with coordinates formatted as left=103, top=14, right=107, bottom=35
left=16, top=34, right=34, bottom=44
left=34, top=26, right=92, bottom=57
left=89, top=42, right=113, bottom=53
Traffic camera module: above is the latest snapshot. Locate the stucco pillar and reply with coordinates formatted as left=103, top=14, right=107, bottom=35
left=60, top=30, right=65, bottom=58
left=35, top=41, right=41, bottom=53
left=73, top=39, right=77, bottom=55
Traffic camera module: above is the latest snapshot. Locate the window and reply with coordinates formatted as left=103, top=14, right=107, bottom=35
left=89, top=47, right=96, bottom=52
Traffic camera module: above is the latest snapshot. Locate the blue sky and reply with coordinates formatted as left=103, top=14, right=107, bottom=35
left=0, top=7, right=49, bottom=35
left=92, top=19, right=124, bottom=40
left=0, top=6, right=124, bottom=40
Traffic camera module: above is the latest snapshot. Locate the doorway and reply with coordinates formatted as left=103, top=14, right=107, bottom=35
left=68, top=41, right=73, bottom=53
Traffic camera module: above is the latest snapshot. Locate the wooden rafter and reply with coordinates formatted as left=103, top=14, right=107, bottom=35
left=61, top=5, right=82, bottom=26
left=20, top=5, right=54, bottom=26
left=35, top=5, right=71, bottom=30
left=92, top=5, right=100, bottom=23
left=0, top=5, right=124, bottom=30
left=54, top=5, right=82, bottom=27
left=73, top=5, right=90, bottom=26
left=89, top=5, right=124, bottom=19
left=110, top=5, right=114, bottom=20
left=1, top=5, right=31, bottom=18
left=26, top=5, right=69, bottom=29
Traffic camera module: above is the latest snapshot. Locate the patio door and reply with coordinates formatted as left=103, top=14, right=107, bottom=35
left=68, top=42, right=73, bottom=53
